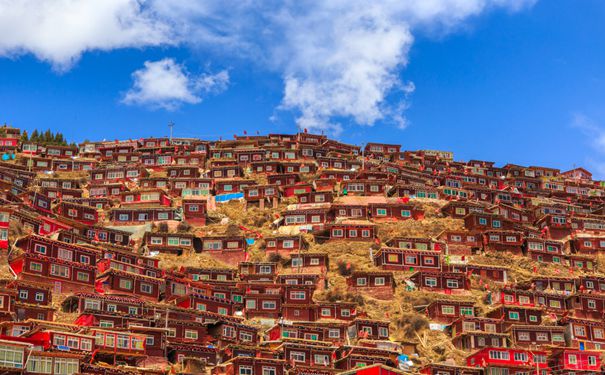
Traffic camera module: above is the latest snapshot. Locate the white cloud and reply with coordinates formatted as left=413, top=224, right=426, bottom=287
left=0, top=0, right=536, bottom=129
left=0, top=0, right=174, bottom=71
left=122, top=58, right=229, bottom=110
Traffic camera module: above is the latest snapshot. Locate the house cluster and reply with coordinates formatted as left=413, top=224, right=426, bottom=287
left=0, top=125, right=603, bottom=373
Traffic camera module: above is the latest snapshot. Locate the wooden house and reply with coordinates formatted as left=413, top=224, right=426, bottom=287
left=326, top=220, right=376, bottom=241
left=348, top=319, right=390, bottom=341
left=346, top=271, right=394, bottom=300
left=109, top=207, right=178, bottom=224
left=509, top=324, right=566, bottom=349
left=464, top=213, right=514, bottom=231
left=143, top=232, right=196, bottom=255
left=485, top=305, right=543, bottom=328
left=465, top=347, right=548, bottom=375
left=341, top=180, right=388, bottom=196
left=525, top=238, right=565, bottom=264
left=409, top=271, right=470, bottom=294
left=57, top=201, right=99, bottom=225
left=373, top=248, right=441, bottom=271
left=548, top=348, right=602, bottom=374
left=424, top=300, right=476, bottom=324
left=181, top=197, right=207, bottom=225
left=481, top=231, right=524, bottom=255
left=96, top=269, right=164, bottom=301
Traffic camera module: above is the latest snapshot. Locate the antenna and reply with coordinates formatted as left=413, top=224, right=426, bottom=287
left=168, top=122, right=174, bottom=144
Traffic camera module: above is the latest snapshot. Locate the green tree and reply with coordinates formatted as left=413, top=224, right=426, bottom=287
left=20, top=130, right=29, bottom=143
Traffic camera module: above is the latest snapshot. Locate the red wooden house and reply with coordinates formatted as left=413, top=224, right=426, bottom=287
left=525, top=238, right=565, bottom=264
left=109, top=207, right=178, bottom=224
left=409, top=271, right=470, bottom=295
left=548, top=348, right=602, bottom=374
left=346, top=271, right=394, bottom=300
left=326, top=220, right=376, bottom=242
left=341, top=180, right=388, bottom=196
left=348, top=319, right=390, bottom=341
left=466, top=347, right=548, bottom=375
left=181, top=197, right=207, bottom=225
left=57, top=201, right=99, bottom=225
left=481, top=230, right=524, bottom=255
left=509, top=324, right=566, bottom=349
left=176, top=293, right=234, bottom=316
left=561, top=317, right=605, bottom=350
left=373, top=247, right=441, bottom=271
left=423, top=300, right=476, bottom=324
left=96, top=268, right=164, bottom=301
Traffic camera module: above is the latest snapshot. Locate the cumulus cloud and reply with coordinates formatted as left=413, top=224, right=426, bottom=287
left=0, top=0, right=536, bottom=130
left=122, top=58, right=229, bottom=110
left=0, top=0, right=174, bottom=71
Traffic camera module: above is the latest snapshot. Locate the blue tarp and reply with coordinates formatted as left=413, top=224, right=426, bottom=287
left=215, top=192, right=244, bottom=202
left=246, top=238, right=255, bottom=245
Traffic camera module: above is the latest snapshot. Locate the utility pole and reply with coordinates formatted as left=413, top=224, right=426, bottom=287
left=168, top=122, right=174, bottom=144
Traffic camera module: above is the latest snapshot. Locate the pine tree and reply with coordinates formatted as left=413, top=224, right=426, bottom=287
left=43, top=129, right=52, bottom=144
left=31, top=130, right=39, bottom=142
left=20, top=130, right=29, bottom=143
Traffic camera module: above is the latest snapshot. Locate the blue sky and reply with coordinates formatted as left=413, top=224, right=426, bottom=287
left=1, top=1, right=605, bottom=176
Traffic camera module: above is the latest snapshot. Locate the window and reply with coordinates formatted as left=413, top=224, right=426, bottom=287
left=375, top=277, right=385, bottom=286
left=239, top=331, right=253, bottom=342
left=489, top=350, right=509, bottom=360
left=588, top=299, right=597, bottom=309
left=514, top=352, right=528, bottom=361
left=262, top=367, right=276, bottom=375
left=27, top=356, right=52, bottom=373
left=441, top=305, right=455, bottom=315
left=356, top=278, right=367, bottom=286
left=18, top=290, right=28, bottom=300
left=536, top=332, right=548, bottom=341
left=119, top=279, right=133, bottom=290
left=185, top=330, right=198, bottom=340
left=425, top=277, right=437, bottom=287
left=446, top=279, right=459, bottom=288
left=568, top=354, right=577, bottom=364
left=508, top=311, right=520, bottom=320
left=518, top=332, right=530, bottom=341
left=460, top=307, right=474, bottom=316
left=84, top=299, right=101, bottom=311
left=76, top=272, right=90, bottom=282
left=262, top=301, right=277, bottom=310
left=290, top=351, right=306, bottom=362
left=34, top=244, right=47, bottom=254
left=290, top=291, right=306, bottom=300
left=140, top=283, right=153, bottom=294
left=239, top=366, right=253, bottom=375
left=50, top=264, right=69, bottom=278
left=376, top=208, right=387, bottom=216
left=574, top=325, right=586, bottom=337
